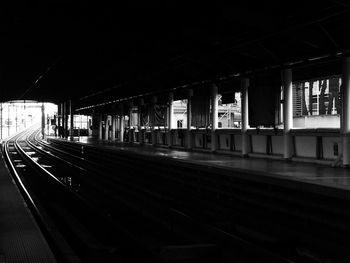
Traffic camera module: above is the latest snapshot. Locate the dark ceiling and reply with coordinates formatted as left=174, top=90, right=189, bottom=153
left=1, top=1, right=350, bottom=108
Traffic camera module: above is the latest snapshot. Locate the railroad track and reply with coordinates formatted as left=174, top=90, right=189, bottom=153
left=40, top=132, right=295, bottom=262
left=3, top=127, right=294, bottom=262
left=3, top=127, right=130, bottom=262
left=45, top=136, right=350, bottom=263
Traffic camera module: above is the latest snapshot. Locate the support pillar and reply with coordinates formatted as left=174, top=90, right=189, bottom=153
left=120, top=115, right=125, bottom=142
left=60, top=103, right=64, bottom=137
left=116, top=116, right=120, bottom=140
left=241, top=78, right=250, bottom=156
left=111, top=115, right=116, bottom=141
left=211, top=84, right=218, bottom=151
left=41, top=103, right=45, bottom=138
left=46, top=114, right=50, bottom=136
left=69, top=100, right=74, bottom=140
left=167, top=92, right=174, bottom=147
left=23, top=101, right=26, bottom=129
left=98, top=114, right=103, bottom=140
left=53, top=115, right=57, bottom=137
left=104, top=115, right=109, bottom=140
left=62, top=102, right=66, bottom=138
left=57, top=104, right=61, bottom=137
left=64, top=102, right=69, bottom=138
left=7, top=104, right=10, bottom=137
left=283, top=68, right=293, bottom=159
left=186, top=89, right=193, bottom=149
left=15, top=104, right=18, bottom=133
left=88, top=116, right=92, bottom=136
left=139, top=99, right=144, bottom=144
left=151, top=96, right=157, bottom=146
left=342, top=57, right=350, bottom=166
left=129, top=103, right=133, bottom=143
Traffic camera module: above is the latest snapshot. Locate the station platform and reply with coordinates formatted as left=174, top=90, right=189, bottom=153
left=56, top=136, right=350, bottom=200
left=0, top=153, right=56, bottom=262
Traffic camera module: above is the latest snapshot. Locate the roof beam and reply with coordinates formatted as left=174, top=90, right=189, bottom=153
left=258, top=42, right=280, bottom=62
left=319, top=23, right=340, bottom=50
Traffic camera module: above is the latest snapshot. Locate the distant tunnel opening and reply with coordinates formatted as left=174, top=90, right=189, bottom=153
left=0, top=100, right=57, bottom=140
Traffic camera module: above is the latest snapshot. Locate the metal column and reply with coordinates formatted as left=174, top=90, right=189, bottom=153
left=211, top=84, right=218, bottom=151
left=104, top=115, right=109, bottom=140
left=342, top=57, right=350, bottom=166
left=116, top=116, right=120, bottom=140
left=69, top=100, right=74, bottom=140
left=62, top=102, right=66, bottom=138
left=98, top=114, right=103, bottom=140
left=186, top=89, right=193, bottom=149
left=41, top=103, right=45, bottom=138
left=241, top=78, right=250, bottom=156
left=111, top=115, right=116, bottom=141
left=64, top=102, right=69, bottom=138
left=167, top=92, right=174, bottom=147
left=283, top=69, right=293, bottom=159
left=57, top=103, right=61, bottom=137
left=138, top=99, right=144, bottom=144
left=151, top=96, right=157, bottom=146
left=120, top=115, right=125, bottom=142
left=129, top=103, right=133, bottom=143
left=60, top=103, right=64, bottom=137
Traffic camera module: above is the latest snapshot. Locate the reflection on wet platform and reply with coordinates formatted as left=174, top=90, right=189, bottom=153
left=64, top=136, right=350, bottom=192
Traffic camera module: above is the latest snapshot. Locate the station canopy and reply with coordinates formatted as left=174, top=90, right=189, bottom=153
left=1, top=2, right=350, bottom=109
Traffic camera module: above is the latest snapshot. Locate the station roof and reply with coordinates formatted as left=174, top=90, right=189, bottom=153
left=1, top=2, right=350, bottom=108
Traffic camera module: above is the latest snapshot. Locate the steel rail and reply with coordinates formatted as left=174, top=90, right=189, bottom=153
left=1, top=127, right=76, bottom=263
left=7, top=129, right=128, bottom=262
left=40, top=137, right=296, bottom=263
left=47, top=137, right=350, bottom=262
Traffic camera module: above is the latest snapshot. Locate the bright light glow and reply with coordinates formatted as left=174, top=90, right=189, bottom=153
left=0, top=100, right=57, bottom=140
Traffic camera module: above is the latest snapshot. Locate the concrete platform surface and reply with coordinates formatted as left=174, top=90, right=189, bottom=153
left=58, top=136, right=350, bottom=199
left=0, top=153, right=56, bottom=263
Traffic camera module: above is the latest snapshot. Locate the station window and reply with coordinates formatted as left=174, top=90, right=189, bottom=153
left=73, top=115, right=91, bottom=129
left=292, top=76, right=341, bottom=128
left=172, top=99, right=187, bottom=129
left=216, top=92, right=241, bottom=129
left=130, top=106, right=139, bottom=127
